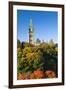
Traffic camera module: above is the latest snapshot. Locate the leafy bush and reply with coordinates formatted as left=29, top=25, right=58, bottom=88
left=45, top=70, right=56, bottom=78
left=17, top=39, right=58, bottom=79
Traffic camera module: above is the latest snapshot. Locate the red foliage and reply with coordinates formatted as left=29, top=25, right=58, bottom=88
left=34, top=69, right=44, bottom=79
left=17, top=70, right=56, bottom=80
left=45, top=70, right=56, bottom=78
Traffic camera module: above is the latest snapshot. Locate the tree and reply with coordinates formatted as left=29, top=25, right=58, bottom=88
left=17, top=48, right=22, bottom=58
left=21, top=42, right=29, bottom=49
left=17, top=39, right=58, bottom=78
left=36, top=38, right=41, bottom=45
left=39, top=42, right=58, bottom=74
left=49, top=39, right=54, bottom=46
left=17, top=40, right=21, bottom=48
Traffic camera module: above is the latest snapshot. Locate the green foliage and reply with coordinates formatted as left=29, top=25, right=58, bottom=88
left=17, top=40, right=22, bottom=48
left=17, top=40, right=58, bottom=76
left=22, top=42, right=30, bottom=49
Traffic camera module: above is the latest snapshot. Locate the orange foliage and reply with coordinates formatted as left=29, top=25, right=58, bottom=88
left=30, top=73, right=35, bottom=79
left=45, top=70, right=56, bottom=78
left=34, top=69, right=44, bottom=79
left=17, top=73, right=25, bottom=80
left=17, top=70, right=56, bottom=80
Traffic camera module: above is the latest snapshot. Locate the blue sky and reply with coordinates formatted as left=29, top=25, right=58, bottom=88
left=17, top=10, right=58, bottom=43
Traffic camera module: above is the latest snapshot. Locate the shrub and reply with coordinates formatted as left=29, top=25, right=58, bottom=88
left=30, top=73, right=35, bottom=79
left=17, top=73, right=25, bottom=80
left=45, top=70, right=56, bottom=78
left=34, top=69, right=44, bottom=79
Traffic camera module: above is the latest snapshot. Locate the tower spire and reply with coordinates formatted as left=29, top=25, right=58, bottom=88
left=29, top=18, right=34, bottom=45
